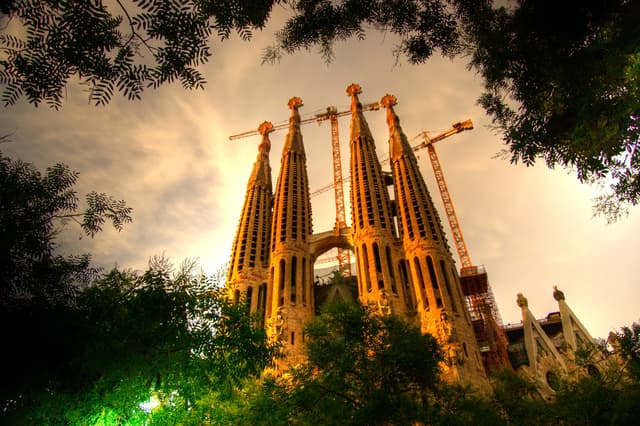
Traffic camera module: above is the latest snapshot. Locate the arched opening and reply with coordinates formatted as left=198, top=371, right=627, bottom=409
left=310, top=235, right=357, bottom=314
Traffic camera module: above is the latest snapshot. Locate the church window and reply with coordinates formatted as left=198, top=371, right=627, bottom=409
left=440, top=260, right=457, bottom=312
left=362, top=244, right=372, bottom=292
left=373, top=243, right=382, bottom=273
left=291, top=256, right=297, bottom=303
left=246, top=286, right=253, bottom=314
left=426, top=256, right=443, bottom=308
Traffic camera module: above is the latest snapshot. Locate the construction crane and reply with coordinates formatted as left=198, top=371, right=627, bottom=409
left=310, top=120, right=474, bottom=197
left=229, top=101, right=381, bottom=276
left=417, top=120, right=511, bottom=374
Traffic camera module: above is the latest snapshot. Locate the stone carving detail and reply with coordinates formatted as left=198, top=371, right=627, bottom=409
left=517, top=293, right=528, bottom=308
left=378, top=289, right=392, bottom=316
left=268, top=307, right=287, bottom=342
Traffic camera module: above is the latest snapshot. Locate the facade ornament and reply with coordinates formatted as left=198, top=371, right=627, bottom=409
left=553, top=285, right=565, bottom=301
left=439, top=310, right=452, bottom=340
left=517, top=293, right=528, bottom=308
left=378, top=289, right=392, bottom=315
left=267, top=307, right=287, bottom=342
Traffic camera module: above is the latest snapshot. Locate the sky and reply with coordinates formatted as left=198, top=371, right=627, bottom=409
left=1, top=6, right=639, bottom=340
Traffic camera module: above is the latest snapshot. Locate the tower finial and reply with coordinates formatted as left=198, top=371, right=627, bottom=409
left=288, top=96, right=303, bottom=111
left=553, top=285, right=565, bottom=301
left=346, top=83, right=363, bottom=112
left=257, top=121, right=273, bottom=154
left=287, top=96, right=303, bottom=130
left=516, top=293, right=528, bottom=308
left=258, top=120, right=274, bottom=136
left=380, top=94, right=400, bottom=129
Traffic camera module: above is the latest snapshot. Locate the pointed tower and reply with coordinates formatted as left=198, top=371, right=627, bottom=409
left=227, top=121, right=274, bottom=323
left=381, top=94, right=487, bottom=386
left=347, top=83, right=411, bottom=314
left=268, top=97, right=314, bottom=367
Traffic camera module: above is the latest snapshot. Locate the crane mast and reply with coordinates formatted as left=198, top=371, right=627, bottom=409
left=318, top=106, right=351, bottom=276
left=421, top=123, right=473, bottom=270
left=418, top=121, right=511, bottom=373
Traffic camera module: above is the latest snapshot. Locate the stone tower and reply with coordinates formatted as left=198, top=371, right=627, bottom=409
left=227, top=121, right=273, bottom=323
left=267, top=97, right=315, bottom=367
left=347, top=83, right=412, bottom=314
left=381, top=94, right=486, bottom=385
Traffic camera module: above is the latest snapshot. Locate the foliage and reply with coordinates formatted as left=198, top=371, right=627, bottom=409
left=1, top=260, right=278, bottom=424
left=613, top=322, right=640, bottom=382
left=246, top=302, right=446, bottom=425
left=0, top=147, right=132, bottom=307
left=0, top=0, right=278, bottom=107
left=490, top=369, right=551, bottom=425
left=269, top=0, right=640, bottom=219
left=2, top=2, right=638, bottom=214
left=459, top=1, right=640, bottom=221
left=263, top=0, right=460, bottom=64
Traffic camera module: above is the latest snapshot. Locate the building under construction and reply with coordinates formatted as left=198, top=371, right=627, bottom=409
left=225, top=83, right=602, bottom=391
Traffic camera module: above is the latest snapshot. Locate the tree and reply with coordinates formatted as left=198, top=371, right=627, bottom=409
left=0, top=0, right=278, bottom=107
left=1, top=260, right=279, bottom=424
left=2, top=2, right=638, bottom=215
left=246, top=302, right=445, bottom=425
left=0, top=146, right=132, bottom=307
left=269, top=0, right=640, bottom=220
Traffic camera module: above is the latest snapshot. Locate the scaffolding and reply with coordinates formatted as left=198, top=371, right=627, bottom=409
left=459, top=265, right=511, bottom=373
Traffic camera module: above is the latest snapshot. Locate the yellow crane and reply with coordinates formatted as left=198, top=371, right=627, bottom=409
left=229, top=101, right=381, bottom=276
left=416, top=120, right=511, bottom=373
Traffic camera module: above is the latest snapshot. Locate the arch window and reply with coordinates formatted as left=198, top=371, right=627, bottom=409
left=426, top=256, right=442, bottom=308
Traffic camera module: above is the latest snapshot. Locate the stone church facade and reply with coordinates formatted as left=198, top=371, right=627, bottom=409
left=226, top=83, right=602, bottom=391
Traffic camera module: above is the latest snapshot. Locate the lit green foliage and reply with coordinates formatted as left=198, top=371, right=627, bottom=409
left=247, top=302, right=446, bottom=425
left=1, top=260, right=278, bottom=424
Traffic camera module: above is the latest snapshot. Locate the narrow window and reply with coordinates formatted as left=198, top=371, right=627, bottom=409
left=426, top=256, right=442, bottom=308
left=440, top=260, right=457, bottom=312
left=291, top=331, right=295, bottom=345
left=362, top=244, right=372, bottom=292
left=258, top=283, right=267, bottom=325
left=291, top=256, right=297, bottom=303
left=233, top=289, right=240, bottom=304
left=414, top=257, right=425, bottom=289
left=373, top=243, right=382, bottom=273
left=279, top=259, right=285, bottom=306
left=246, top=286, right=253, bottom=314
left=386, top=246, right=397, bottom=293
left=399, top=260, right=414, bottom=309
left=302, top=257, right=307, bottom=304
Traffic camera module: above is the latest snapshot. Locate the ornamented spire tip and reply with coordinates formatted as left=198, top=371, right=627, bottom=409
left=288, top=96, right=303, bottom=110
left=258, top=121, right=274, bottom=136
left=380, top=94, right=397, bottom=108
left=346, top=83, right=362, bottom=97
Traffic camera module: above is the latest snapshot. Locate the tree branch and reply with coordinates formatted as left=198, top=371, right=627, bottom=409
left=115, top=0, right=156, bottom=54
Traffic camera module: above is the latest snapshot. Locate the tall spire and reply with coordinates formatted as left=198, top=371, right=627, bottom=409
left=227, top=121, right=274, bottom=322
left=282, top=96, right=305, bottom=154
left=268, top=96, right=314, bottom=368
left=381, top=93, right=447, bottom=245
left=347, top=83, right=410, bottom=314
left=247, top=121, right=273, bottom=187
left=382, top=94, right=487, bottom=386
